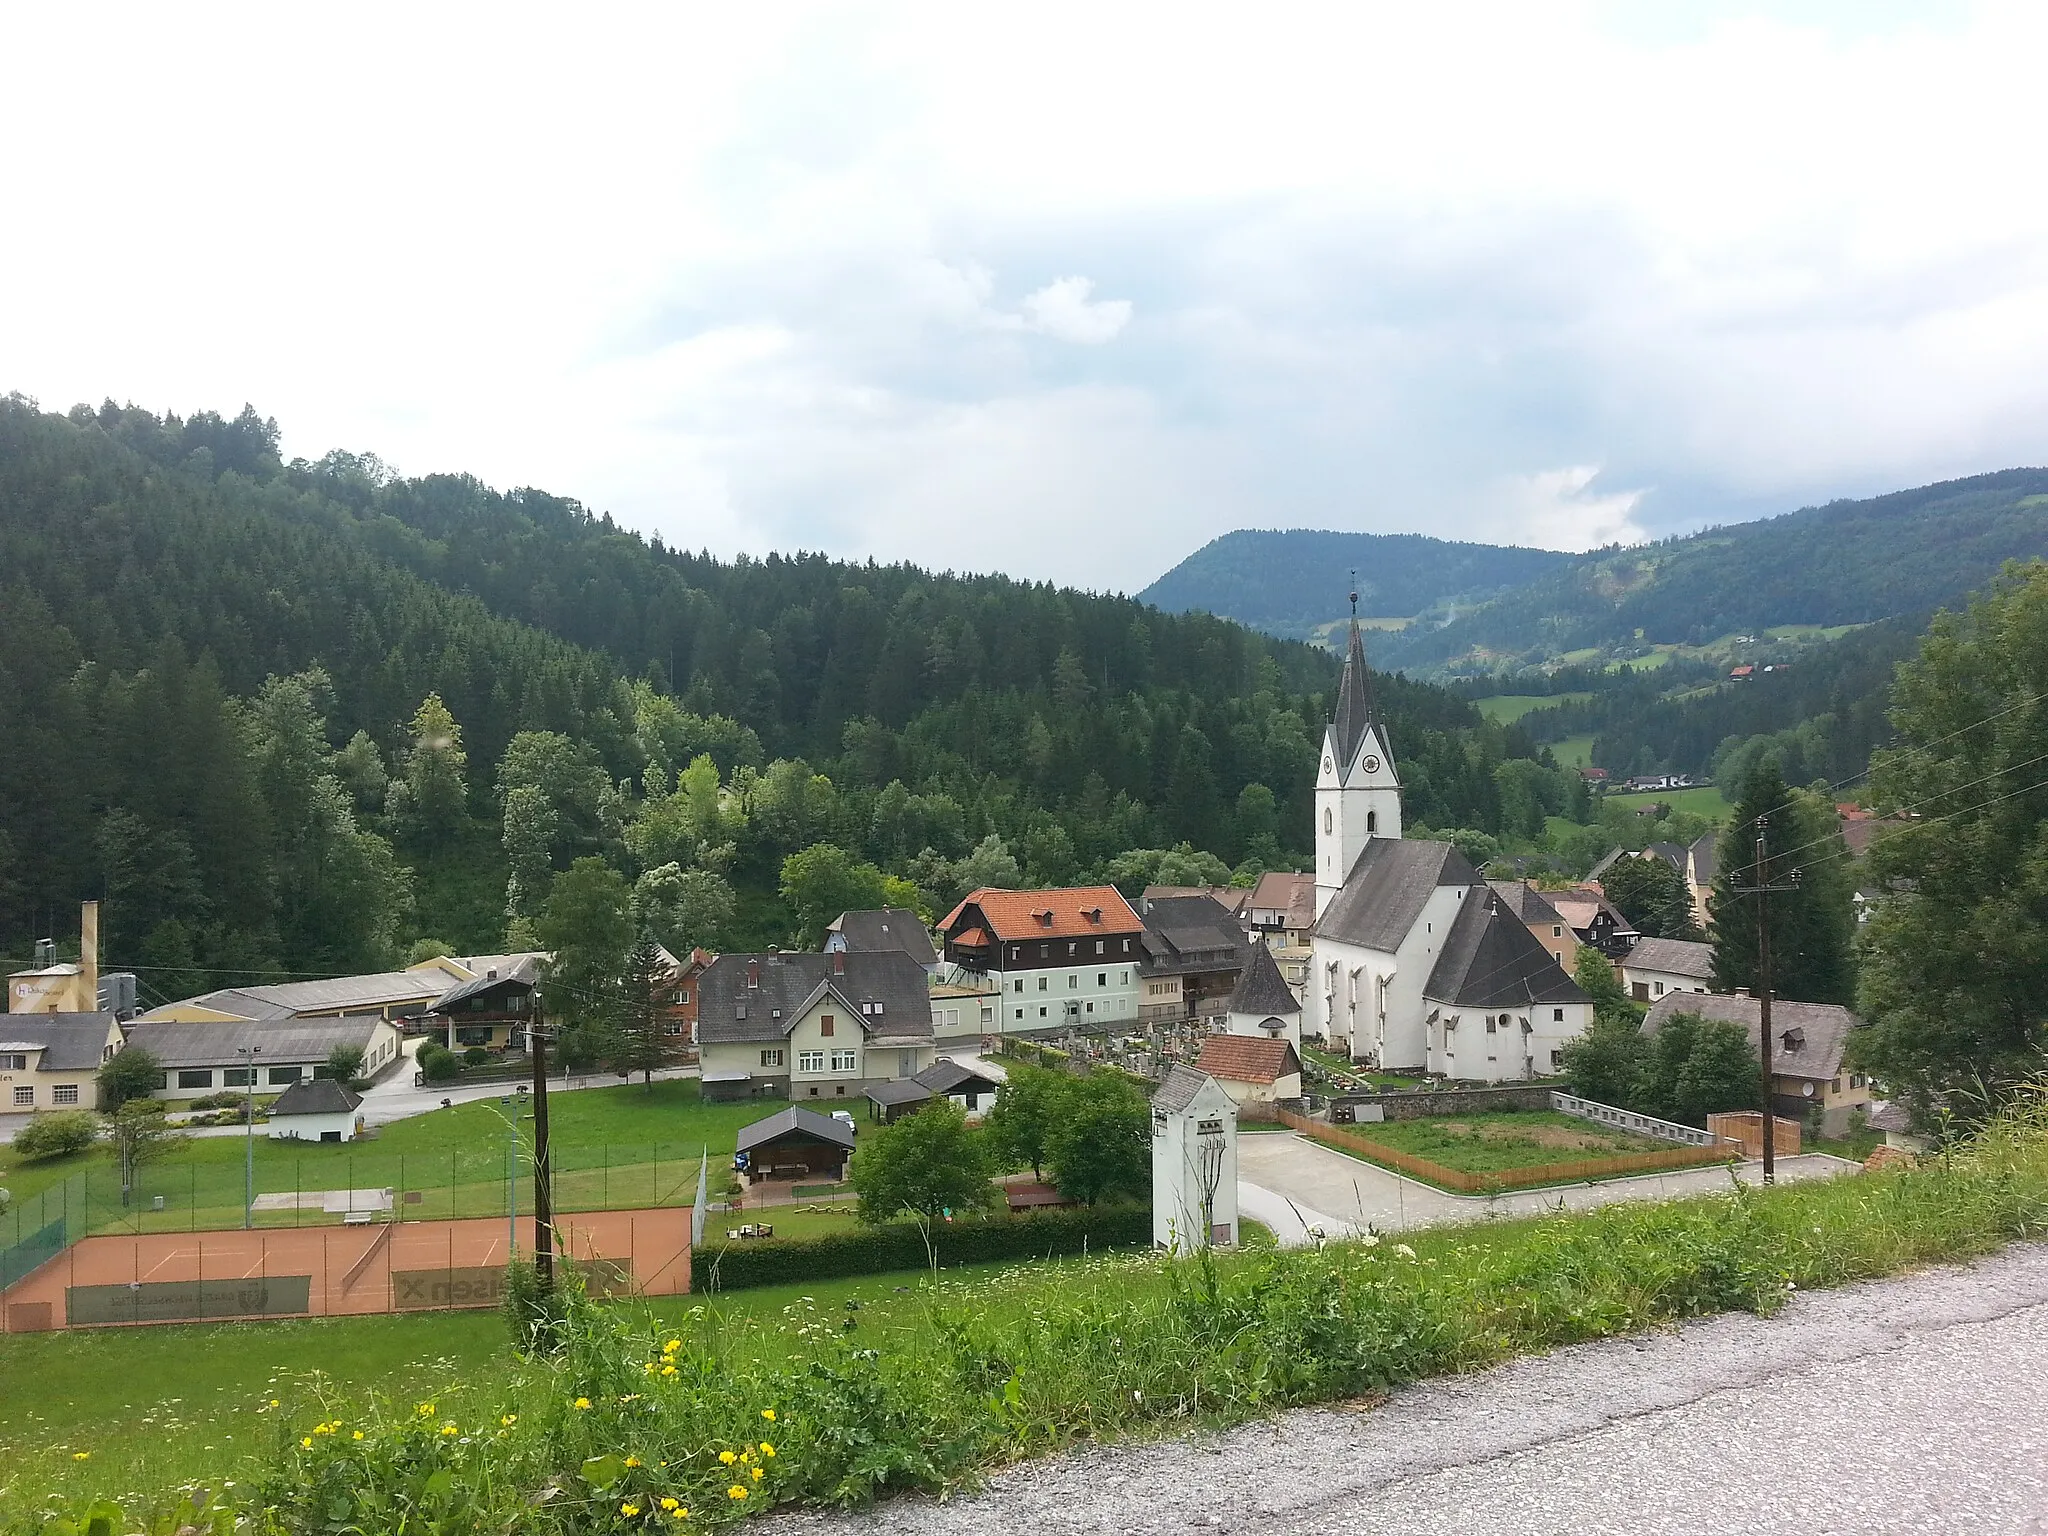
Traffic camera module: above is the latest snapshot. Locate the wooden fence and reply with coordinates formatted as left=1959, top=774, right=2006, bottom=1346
left=1275, top=1109, right=1738, bottom=1194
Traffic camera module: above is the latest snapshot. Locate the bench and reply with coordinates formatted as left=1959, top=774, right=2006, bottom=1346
left=342, top=1210, right=377, bottom=1226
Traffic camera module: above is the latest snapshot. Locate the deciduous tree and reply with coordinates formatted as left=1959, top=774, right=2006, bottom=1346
left=852, top=1101, right=993, bottom=1224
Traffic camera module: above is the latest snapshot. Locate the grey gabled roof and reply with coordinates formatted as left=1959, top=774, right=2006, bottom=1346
left=1424, top=895, right=1589, bottom=1009
left=912, top=1057, right=1001, bottom=1095
left=1644, top=842, right=1688, bottom=872
left=1586, top=846, right=1626, bottom=880
left=1867, top=1099, right=1913, bottom=1134
left=1315, top=838, right=1480, bottom=952
left=1151, top=1064, right=1218, bottom=1115
left=270, top=1078, right=362, bottom=1116
left=827, top=908, right=938, bottom=968
left=863, top=1078, right=933, bottom=1107
left=1625, top=937, right=1715, bottom=979
left=1688, top=833, right=1718, bottom=886
left=121, top=1016, right=389, bottom=1069
left=429, top=956, right=541, bottom=1013
left=0, top=1012, right=118, bottom=1071
left=735, top=1105, right=856, bottom=1154
left=1641, top=993, right=1864, bottom=1082
left=1329, top=617, right=1379, bottom=777
left=1486, top=880, right=1565, bottom=926
left=147, top=969, right=448, bottom=1022
left=1141, top=895, right=1248, bottom=976
left=697, top=951, right=933, bottom=1046
left=1227, top=943, right=1300, bottom=1017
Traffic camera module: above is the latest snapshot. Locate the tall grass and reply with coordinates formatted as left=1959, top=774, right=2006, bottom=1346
left=12, top=1095, right=2048, bottom=1535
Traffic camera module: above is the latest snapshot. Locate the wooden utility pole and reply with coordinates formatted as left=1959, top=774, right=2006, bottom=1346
left=1733, top=814, right=1801, bottom=1185
left=529, top=986, right=555, bottom=1289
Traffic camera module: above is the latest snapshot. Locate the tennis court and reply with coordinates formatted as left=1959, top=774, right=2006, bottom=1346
left=0, top=1206, right=691, bottom=1332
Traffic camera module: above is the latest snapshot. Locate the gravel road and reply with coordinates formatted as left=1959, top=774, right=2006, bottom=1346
left=768, top=1241, right=2048, bottom=1536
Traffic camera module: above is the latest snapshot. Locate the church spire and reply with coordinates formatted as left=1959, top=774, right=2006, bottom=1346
left=1330, top=580, right=1378, bottom=775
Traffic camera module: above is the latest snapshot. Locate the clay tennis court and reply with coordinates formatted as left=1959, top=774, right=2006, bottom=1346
left=0, top=1207, right=690, bottom=1332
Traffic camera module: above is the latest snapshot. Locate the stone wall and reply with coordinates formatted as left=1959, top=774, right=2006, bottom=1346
left=1329, top=1083, right=1558, bottom=1122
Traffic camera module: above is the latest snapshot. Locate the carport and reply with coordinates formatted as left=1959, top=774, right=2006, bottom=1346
left=734, top=1106, right=855, bottom=1182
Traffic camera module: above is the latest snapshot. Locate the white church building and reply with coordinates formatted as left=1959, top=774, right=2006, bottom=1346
left=1306, top=609, right=1592, bottom=1082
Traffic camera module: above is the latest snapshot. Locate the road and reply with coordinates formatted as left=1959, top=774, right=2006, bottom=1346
left=1234, top=1129, right=1859, bottom=1243
left=767, top=1241, right=2048, bottom=1536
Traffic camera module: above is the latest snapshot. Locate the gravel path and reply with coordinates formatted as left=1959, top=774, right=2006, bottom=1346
left=767, top=1241, right=2048, bottom=1536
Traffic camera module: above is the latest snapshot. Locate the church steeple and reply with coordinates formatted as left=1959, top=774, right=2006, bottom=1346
left=1330, top=586, right=1379, bottom=778
left=1316, top=579, right=1401, bottom=915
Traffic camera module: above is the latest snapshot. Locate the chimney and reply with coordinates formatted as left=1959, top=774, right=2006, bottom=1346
left=746, top=959, right=761, bottom=989
left=1734, top=987, right=1751, bottom=998
left=79, top=901, right=99, bottom=1014
left=833, top=950, right=845, bottom=976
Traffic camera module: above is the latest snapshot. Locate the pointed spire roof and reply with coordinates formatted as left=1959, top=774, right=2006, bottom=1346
left=1228, top=942, right=1300, bottom=1017
left=1330, top=586, right=1379, bottom=774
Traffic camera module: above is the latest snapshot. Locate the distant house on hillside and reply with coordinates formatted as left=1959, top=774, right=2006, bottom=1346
left=1642, top=992, right=1871, bottom=1136
left=939, top=886, right=1145, bottom=1034
left=1547, top=888, right=1638, bottom=960
left=1620, top=936, right=1715, bottom=1002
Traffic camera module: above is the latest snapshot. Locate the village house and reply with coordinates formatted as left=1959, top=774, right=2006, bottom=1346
left=1621, top=936, right=1716, bottom=1002
left=423, top=957, right=539, bottom=1053
left=1222, top=943, right=1303, bottom=1053
left=0, top=1012, right=125, bottom=1110
left=1194, top=1033, right=1303, bottom=1106
left=120, top=1016, right=404, bottom=1100
left=1244, top=870, right=1315, bottom=988
left=695, top=949, right=935, bottom=1104
left=1545, top=887, right=1639, bottom=961
left=939, top=885, right=1145, bottom=1035
left=861, top=1056, right=1005, bottom=1123
left=1138, top=895, right=1249, bottom=1029
left=824, top=908, right=939, bottom=973
left=266, top=1078, right=365, bottom=1143
left=659, top=946, right=714, bottom=1046
left=1641, top=992, right=1872, bottom=1136
left=1487, top=880, right=1581, bottom=975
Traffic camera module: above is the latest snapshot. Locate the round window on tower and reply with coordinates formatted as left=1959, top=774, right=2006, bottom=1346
left=1362, top=754, right=1381, bottom=774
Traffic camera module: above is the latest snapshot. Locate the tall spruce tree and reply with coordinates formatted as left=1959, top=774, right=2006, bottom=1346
left=1709, top=759, right=1855, bottom=1005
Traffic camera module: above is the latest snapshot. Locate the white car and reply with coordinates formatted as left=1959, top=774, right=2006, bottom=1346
left=831, top=1109, right=858, bottom=1136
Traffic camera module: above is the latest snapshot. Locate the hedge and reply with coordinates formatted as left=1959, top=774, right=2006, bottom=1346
left=692, top=1203, right=1152, bottom=1290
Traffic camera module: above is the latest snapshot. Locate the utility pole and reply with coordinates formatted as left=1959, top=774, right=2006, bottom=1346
left=529, top=987, right=555, bottom=1289
left=1732, top=814, right=1801, bottom=1185
left=238, top=1044, right=262, bottom=1228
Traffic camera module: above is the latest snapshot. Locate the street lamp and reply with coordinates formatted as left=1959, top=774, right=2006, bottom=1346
left=239, top=1043, right=261, bottom=1230
left=486, top=1089, right=534, bottom=1260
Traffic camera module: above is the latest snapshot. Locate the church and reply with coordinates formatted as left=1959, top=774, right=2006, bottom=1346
left=1305, top=609, right=1592, bottom=1083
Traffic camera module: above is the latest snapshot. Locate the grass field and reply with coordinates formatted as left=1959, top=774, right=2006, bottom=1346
left=1550, top=733, right=1596, bottom=768
left=1473, top=693, right=1592, bottom=725
left=1352, top=1111, right=1662, bottom=1174
left=1604, top=785, right=1732, bottom=819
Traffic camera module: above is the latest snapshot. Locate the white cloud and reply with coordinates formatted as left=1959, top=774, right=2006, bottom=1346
left=2, top=1, right=2047, bottom=594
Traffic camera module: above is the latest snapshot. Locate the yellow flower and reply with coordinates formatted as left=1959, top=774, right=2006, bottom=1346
left=620, top=1503, right=640, bottom=1518
left=417, top=1402, right=436, bottom=1417
left=718, top=1450, right=736, bottom=1465
left=760, top=1408, right=776, bottom=1421
left=440, top=1424, right=459, bottom=1437
left=760, top=1443, right=775, bottom=1457
left=501, top=1414, right=518, bottom=1427
left=625, top=1455, right=642, bottom=1468
left=71, top=1452, right=90, bottom=1462
left=644, top=1362, right=657, bottom=1375
left=353, top=1431, right=364, bottom=1441
left=661, top=1364, right=678, bottom=1378
left=664, top=1338, right=680, bottom=1353
left=268, top=1399, right=280, bottom=1409
left=727, top=1485, right=748, bottom=1500
left=750, top=1467, right=763, bottom=1482
left=301, top=1438, right=314, bottom=1450
left=574, top=1397, right=592, bottom=1411
left=659, top=1498, right=680, bottom=1512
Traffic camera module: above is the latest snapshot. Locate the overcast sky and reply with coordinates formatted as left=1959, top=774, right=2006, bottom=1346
left=7, top=2, right=2046, bottom=593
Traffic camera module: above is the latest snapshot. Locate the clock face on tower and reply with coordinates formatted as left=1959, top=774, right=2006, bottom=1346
left=1362, top=754, right=1381, bottom=775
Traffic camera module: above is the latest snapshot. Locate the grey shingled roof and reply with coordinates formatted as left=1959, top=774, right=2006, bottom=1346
left=827, top=908, right=938, bottom=968
left=912, top=1057, right=1001, bottom=1096
left=429, top=956, right=541, bottom=1013
left=735, top=1105, right=856, bottom=1154
left=697, top=951, right=933, bottom=1046
left=1227, top=943, right=1300, bottom=1017
left=270, top=1078, right=362, bottom=1116
left=147, top=968, right=453, bottom=1023
left=1644, top=842, right=1688, bottom=872
left=1867, top=1100, right=1914, bottom=1134
left=1151, top=1064, right=1218, bottom=1114
left=1315, top=839, right=1480, bottom=952
left=863, top=1078, right=933, bottom=1107
left=1141, top=896, right=1248, bottom=976
left=1688, top=833, right=1718, bottom=886
left=1626, top=936, right=1715, bottom=980
left=1486, top=880, right=1565, bottom=926
left=0, top=1013, right=118, bottom=1071
left=1641, top=993, right=1864, bottom=1081
left=1424, top=896, right=1589, bottom=1009
left=1329, top=617, right=1380, bottom=776
left=121, top=1016, right=388, bottom=1069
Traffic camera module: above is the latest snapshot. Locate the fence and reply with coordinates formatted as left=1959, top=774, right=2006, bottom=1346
left=1706, top=1112, right=1803, bottom=1158
left=1, top=1142, right=721, bottom=1259
left=1276, top=1109, right=1738, bottom=1194
left=1551, top=1092, right=1734, bottom=1148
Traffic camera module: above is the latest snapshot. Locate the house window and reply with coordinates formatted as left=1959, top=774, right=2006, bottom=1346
left=1122, top=939, right=1131, bottom=954
left=12, top=1085, right=32, bottom=1106
left=1013, top=979, right=1023, bottom=993
left=1038, top=977, right=1047, bottom=991
left=1097, top=972, right=1107, bottom=987
left=761, top=1049, right=785, bottom=1068
left=1553, top=1008, right=1565, bottom=1022
left=1551, top=1050, right=1564, bottom=1069
left=1067, top=974, right=1078, bottom=989
left=53, top=1083, right=79, bottom=1105
left=1039, top=1006, right=1048, bottom=1018
left=665, top=1020, right=684, bottom=1036
left=223, top=1068, right=254, bottom=1087
left=820, top=1015, right=834, bottom=1037
left=675, top=990, right=689, bottom=1005
left=1553, top=926, right=1563, bottom=938
left=797, top=1050, right=825, bottom=1072
left=456, top=1026, right=490, bottom=1047
left=1067, top=943, right=1077, bottom=956
left=1366, top=811, right=1378, bottom=833
left=1095, top=940, right=1104, bottom=955
left=1324, top=808, right=1333, bottom=833
left=980, top=1006, right=994, bottom=1024
left=1653, top=981, right=1665, bottom=997
left=1014, top=1008, right=1024, bottom=1020
left=830, top=1050, right=857, bottom=1072
left=268, top=1066, right=303, bottom=1086
left=0, top=1053, right=25, bottom=1071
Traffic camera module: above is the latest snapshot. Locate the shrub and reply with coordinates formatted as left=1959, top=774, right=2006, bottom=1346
left=463, top=1046, right=492, bottom=1068
left=11, top=1110, right=100, bottom=1162
left=694, top=1203, right=1152, bottom=1290
left=96, top=1045, right=162, bottom=1110
left=418, top=1044, right=461, bottom=1082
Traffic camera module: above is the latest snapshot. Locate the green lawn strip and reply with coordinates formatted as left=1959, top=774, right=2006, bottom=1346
left=1351, top=1111, right=1663, bottom=1174
left=1473, top=694, right=1592, bottom=725
left=10, top=1108, right=2048, bottom=1530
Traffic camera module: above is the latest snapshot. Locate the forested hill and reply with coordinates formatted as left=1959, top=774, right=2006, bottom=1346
left=1136, top=529, right=1574, bottom=641
left=0, top=396, right=1564, bottom=995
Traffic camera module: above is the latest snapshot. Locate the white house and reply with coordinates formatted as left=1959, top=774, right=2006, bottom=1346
left=1150, top=1065, right=1238, bottom=1251
left=1307, top=607, right=1591, bottom=1074
left=1421, top=892, right=1593, bottom=1082
left=1194, top=1034, right=1303, bottom=1106
left=937, top=886, right=1145, bottom=1035
left=0, top=1012, right=124, bottom=1111
left=1222, top=943, right=1302, bottom=1054
left=1621, top=936, right=1716, bottom=1003
left=120, top=1017, right=404, bottom=1100
left=695, top=950, right=936, bottom=1104
left=267, top=1078, right=365, bottom=1142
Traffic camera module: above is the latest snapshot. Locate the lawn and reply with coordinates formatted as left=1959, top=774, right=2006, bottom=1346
left=1473, top=693, right=1591, bottom=725
left=1604, top=785, right=1732, bottom=820
left=1549, top=733, right=1596, bottom=769
left=1353, top=1110, right=1664, bottom=1175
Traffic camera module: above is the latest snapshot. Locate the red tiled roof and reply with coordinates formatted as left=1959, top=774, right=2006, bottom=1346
left=940, top=886, right=1143, bottom=942
left=952, top=926, right=992, bottom=947
left=1195, top=1033, right=1301, bottom=1085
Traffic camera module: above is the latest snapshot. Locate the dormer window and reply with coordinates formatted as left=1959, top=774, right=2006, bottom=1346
left=1781, top=1028, right=1805, bottom=1052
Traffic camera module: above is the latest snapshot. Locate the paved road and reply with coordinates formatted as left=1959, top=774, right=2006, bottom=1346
left=769, top=1242, right=2048, bottom=1536
left=1236, top=1130, right=1856, bottom=1241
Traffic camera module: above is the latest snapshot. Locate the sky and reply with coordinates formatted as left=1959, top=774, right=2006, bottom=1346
left=5, top=1, right=2047, bottom=594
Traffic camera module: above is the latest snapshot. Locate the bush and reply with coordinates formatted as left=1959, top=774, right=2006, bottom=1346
left=462, top=1046, right=491, bottom=1068
left=187, top=1091, right=247, bottom=1111
left=418, top=1044, right=460, bottom=1082
left=694, top=1203, right=1152, bottom=1290
left=11, top=1110, right=100, bottom=1162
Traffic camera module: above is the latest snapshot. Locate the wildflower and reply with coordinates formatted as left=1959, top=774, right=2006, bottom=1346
left=301, top=1438, right=314, bottom=1450
left=574, top=1397, right=592, bottom=1411
left=625, top=1455, right=642, bottom=1468
left=267, top=1399, right=280, bottom=1409
left=501, top=1414, right=517, bottom=1427
left=660, top=1498, right=680, bottom=1512
left=751, top=1467, right=764, bottom=1482
left=441, top=1424, right=459, bottom=1437
left=1359, top=1232, right=1380, bottom=1248
left=719, top=1450, right=737, bottom=1465
left=760, top=1442, right=775, bottom=1457
left=644, top=1362, right=657, bottom=1375
left=621, top=1503, right=640, bottom=1518
left=664, top=1338, right=681, bottom=1353
left=353, top=1431, right=364, bottom=1441
left=417, top=1402, right=436, bottom=1417
left=661, top=1364, right=678, bottom=1377
left=727, top=1486, right=748, bottom=1500
left=1393, top=1243, right=1416, bottom=1259
left=760, top=1408, right=776, bottom=1421
left=72, top=1452, right=90, bottom=1462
